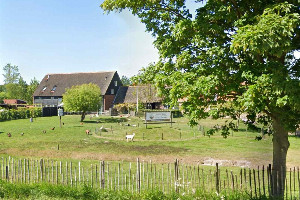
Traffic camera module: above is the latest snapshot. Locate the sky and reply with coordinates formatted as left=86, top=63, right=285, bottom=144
left=0, top=0, right=163, bottom=84
left=0, top=1, right=298, bottom=85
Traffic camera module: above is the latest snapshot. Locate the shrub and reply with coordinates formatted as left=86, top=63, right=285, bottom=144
left=0, top=107, right=42, bottom=121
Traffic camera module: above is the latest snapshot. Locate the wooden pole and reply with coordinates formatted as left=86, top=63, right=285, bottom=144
left=78, top=162, right=81, bottom=184
left=129, top=162, right=131, bottom=191
left=56, top=161, right=58, bottom=184
left=290, top=168, right=292, bottom=199
left=137, top=158, right=141, bottom=193
left=231, top=171, right=234, bottom=190
left=102, top=161, right=105, bottom=189
left=40, top=159, right=43, bottom=182
left=263, top=165, right=266, bottom=196
left=258, top=166, right=261, bottom=198
left=249, top=168, right=252, bottom=198
left=51, top=160, right=54, bottom=184
left=297, top=167, right=299, bottom=200
left=253, top=169, right=257, bottom=198
left=216, top=163, right=219, bottom=193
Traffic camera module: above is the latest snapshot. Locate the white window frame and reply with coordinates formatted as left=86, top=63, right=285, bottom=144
left=114, top=81, right=118, bottom=86
left=111, top=89, right=114, bottom=95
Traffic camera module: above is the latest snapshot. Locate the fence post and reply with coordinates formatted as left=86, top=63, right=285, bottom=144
left=253, top=169, right=257, bottom=198
left=102, top=161, right=105, bottom=189
left=216, top=163, right=219, bottom=193
left=262, top=165, right=266, bottom=196
left=174, top=159, right=179, bottom=193
left=40, top=159, right=43, bottom=182
left=137, top=158, right=141, bottom=193
left=5, top=165, right=8, bottom=181
left=249, top=168, right=252, bottom=198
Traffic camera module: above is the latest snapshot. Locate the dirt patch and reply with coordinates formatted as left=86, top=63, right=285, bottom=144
left=202, top=157, right=251, bottom=168
left=0, top=148, right=266, bottom=168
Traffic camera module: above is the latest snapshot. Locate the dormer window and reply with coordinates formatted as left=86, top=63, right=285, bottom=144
left=42, top=86, right=47, bottom=92
left=114, top=81, right=118, bottom=86
left=51, top=85, right=57, bottom=93
left=111, top=89, right=114, bottom=94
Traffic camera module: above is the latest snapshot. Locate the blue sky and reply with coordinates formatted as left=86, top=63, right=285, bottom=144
left=0, top=0, right=162, bottom=84
left=1, top=1, right=298, bottom=85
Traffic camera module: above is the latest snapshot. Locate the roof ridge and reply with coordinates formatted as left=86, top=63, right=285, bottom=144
left=47, top=71, right=116, bottom=75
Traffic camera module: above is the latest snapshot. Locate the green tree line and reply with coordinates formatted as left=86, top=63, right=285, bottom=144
left=0, top=64, right=39, bottom=104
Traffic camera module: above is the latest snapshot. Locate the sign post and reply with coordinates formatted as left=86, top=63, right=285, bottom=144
left=58, top=108, right=64, bottom=128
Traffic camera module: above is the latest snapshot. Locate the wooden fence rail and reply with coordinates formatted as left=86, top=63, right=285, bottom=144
left=0, top=156, right=299, bottom=199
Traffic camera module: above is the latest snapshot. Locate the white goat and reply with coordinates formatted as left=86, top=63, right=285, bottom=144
left=125, top=133, right=135, bottom=142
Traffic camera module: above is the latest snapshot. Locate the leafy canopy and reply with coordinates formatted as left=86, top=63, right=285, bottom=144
left=101, top=0, right=300, bottom=135
left=63, top=83, right=102, bottom=115
left=3, top=63, right=20, bottom=84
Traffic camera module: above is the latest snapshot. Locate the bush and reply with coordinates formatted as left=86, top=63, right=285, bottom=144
left=0, top=107, right=42, bottom=121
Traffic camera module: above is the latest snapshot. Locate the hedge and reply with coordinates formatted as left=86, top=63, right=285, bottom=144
left=0, top=107, right=42, bottom=121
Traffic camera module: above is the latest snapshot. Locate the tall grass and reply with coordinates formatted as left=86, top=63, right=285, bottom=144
left=0, top=180, right=257, bottom=200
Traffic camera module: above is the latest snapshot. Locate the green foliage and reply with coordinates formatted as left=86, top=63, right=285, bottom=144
left=102, top=0, right=300, bottom=130
left=63, top=83, right=102, bottom=121
left=2, top=63, right=20, bottom=84
left=0, top=107, right=42, bottom=121
left=101, top=1, right=300, bottom=186
left=0, top=180, right=253, bottom=200
left=2, top=64, right=39, bottom=104
left=26, top=78, right=40, bottom=104
left=121, top=75, right=132, bottom=86
left=114, top=103, right=136, bottom=113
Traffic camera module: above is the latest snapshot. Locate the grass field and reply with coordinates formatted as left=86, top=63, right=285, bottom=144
left=0, top=180, right=254, bottom=200
left=0, top=114, right=299, bottom=168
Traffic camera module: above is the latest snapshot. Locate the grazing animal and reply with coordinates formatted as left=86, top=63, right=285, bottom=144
left=125, top=133, right=135, bottom=142
left=80, top=122, right=84, bottom=125
left=51, top=127, right=55, bottom=130
left=85, top=130, right=90, bottom=135
left=255, top=136, right=262, bottom=141
left=7, top=133, right=11, bottom=137
left=62, top=122, right=65, bottom=125
left=43, top=130, right=46, bottom=134
left=20, top=132, right=24, bottom=136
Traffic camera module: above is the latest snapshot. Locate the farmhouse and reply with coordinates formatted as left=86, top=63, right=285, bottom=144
left=33, top=71, right=122, bottom=111
left=113, top=85, right=163, bottom=109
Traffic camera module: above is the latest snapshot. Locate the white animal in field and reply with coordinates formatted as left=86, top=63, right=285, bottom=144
left=125, top=133, right=135, bottom=142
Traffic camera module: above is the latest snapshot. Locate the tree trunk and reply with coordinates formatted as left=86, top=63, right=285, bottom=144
left=81, top=112, right=86, bottom=122
left=272, top=116, right=290, bottom=198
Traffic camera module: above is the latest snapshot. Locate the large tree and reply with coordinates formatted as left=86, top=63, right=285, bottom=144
left=3, top=63, right=20, bottom=84
left=101, top=0, right=300, bottom=196
left=63, top=83, right=102, bottom=122
left=121, top=75, right=132, bottom=86
left=26, top=78, right=40, bottom=104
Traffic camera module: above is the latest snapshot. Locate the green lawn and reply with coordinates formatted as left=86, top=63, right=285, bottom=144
left=0, top=114, right=298, bottom=168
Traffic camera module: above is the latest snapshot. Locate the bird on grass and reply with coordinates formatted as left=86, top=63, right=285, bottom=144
left=7, top=133, right=11, bottom=137
left=42, top=130, right=46, bottom=134
left=51, top=127, right=55, bottom=130
left=20, top=132, right=24, bottom=136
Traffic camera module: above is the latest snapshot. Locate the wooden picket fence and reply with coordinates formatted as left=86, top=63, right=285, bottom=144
left=0, top=157, right=299, bottom=199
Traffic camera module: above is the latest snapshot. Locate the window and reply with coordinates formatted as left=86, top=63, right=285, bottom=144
left=42, top=86, right=47, bottom=92
left=114, top=81, right=118, bottom=86
left=51, top=85, right=57, bottom=93
left=111, top=89, right=114, bottom=94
